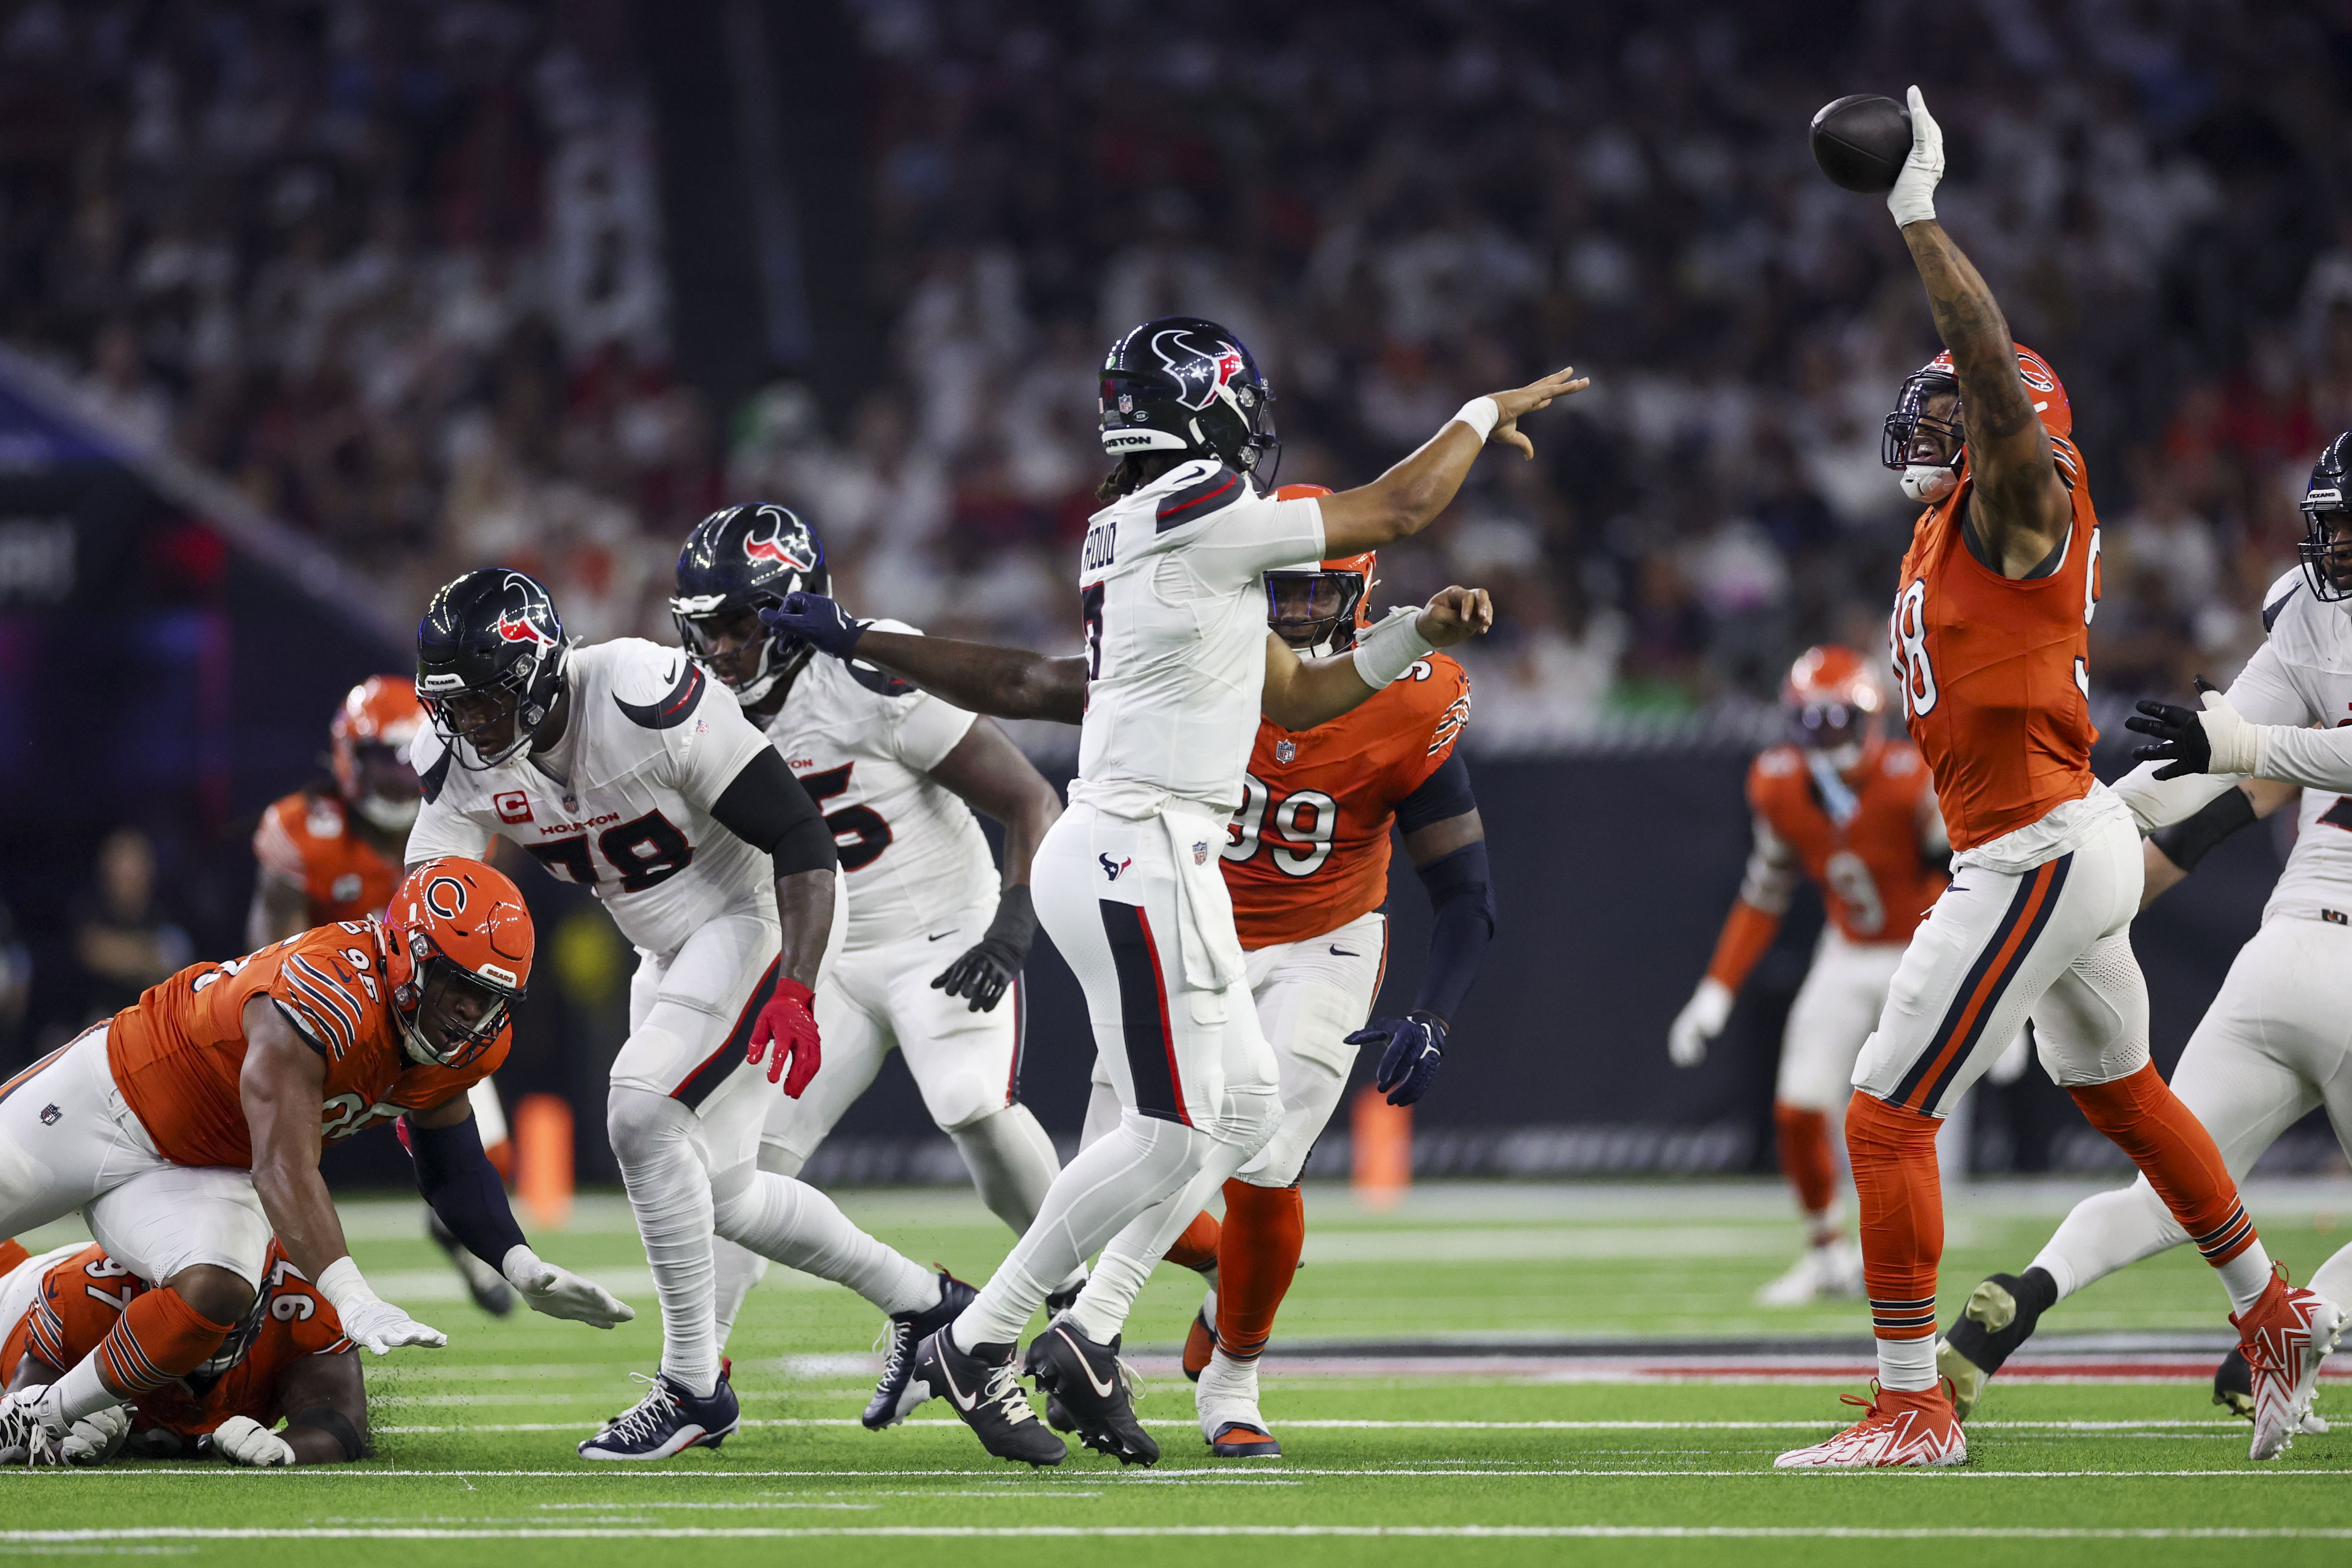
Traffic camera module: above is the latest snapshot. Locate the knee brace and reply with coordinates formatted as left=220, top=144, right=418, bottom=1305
left=1205, top=1086, right=1282, bottom=1159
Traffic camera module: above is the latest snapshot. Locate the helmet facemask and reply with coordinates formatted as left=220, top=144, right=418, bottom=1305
left=419, top=650, right=561, bottom=772
left=1883, top=371, right=1965, bottom=504
left=390, top=923, right=523, bottom=1071
left=348, top=741, right=422, bottom=830
left=1791, top=697, right=1876, bottom=775
left=673, top=596, right=813, bottom=708
left=2300, top=495, right=2352, bottom=604
left=1265, top=567, right=1368, bottom=658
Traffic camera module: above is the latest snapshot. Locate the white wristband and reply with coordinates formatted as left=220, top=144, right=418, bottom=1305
left=313, top=1257, right=376, bottom=1314
left=1351, top=607, right=1437, bottom=688
left=1451, top=396, right=1499, bottom=442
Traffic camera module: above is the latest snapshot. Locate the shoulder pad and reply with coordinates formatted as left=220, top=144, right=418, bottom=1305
left=417, top=735, right=455, bottom=805
left=612, top=647, right=707, bottom=730
left=1753, top=746, right=1802, bottom=779
left=845, top=659, right=915, bottom=699
left=1881, top=744, right=1921, bottom=778
left=1154, top=463, right=1248, bottom=533
left=2263, top=567, right=2307, bottom=634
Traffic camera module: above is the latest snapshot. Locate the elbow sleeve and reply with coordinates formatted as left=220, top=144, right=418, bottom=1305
left=2148, top=786, right=2258, bottom=875
left=1411, top=840, right=1495, bottom=1026
left=710, top=747, right=839, bottom=878
left=406, top=1113, right=526, bottom=1271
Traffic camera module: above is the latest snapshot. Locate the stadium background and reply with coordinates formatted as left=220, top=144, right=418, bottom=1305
left=0, top=0, right=2338, bottom=1191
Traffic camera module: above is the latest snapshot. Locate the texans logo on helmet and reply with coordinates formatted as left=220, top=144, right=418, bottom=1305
left=1151, top=327, right=1248, bottom=412
left=743, top=506, right=816, bottom=572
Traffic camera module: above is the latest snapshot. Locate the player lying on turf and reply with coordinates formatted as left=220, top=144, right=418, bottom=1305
left=249, top=674, right=518, bottom=1318
left=1951, top=431, right=2352, bottom=1437
left=669, top=503, right=1078, bottom=1424
left=1776, top=87, right=2327, bottom=1470
left=765, top=315, right=1569, bottom=1464
left=1670, top=646, right=1950, bottom=1306
left=1, top=1235, right=367, bottom=1466
left=407, top=569, right=971, bottom=1461
left=0, top=858, right=625, bottom=1466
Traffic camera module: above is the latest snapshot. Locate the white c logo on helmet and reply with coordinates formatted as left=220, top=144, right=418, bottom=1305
left=424, top=876, right=468, bottom=920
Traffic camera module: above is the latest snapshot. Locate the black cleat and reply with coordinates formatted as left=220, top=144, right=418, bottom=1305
left=864, top=1271, right=977, bottom=1431
left=915, top=1330, right=1065, bottom=1467
left=1935, top=1267, right=2057, bottom=1420
left=427, top=1210, right=515, bottom=1316
left=1022, top=1318, right=1158, bottom=1466
left=1044, top=1281, right=1083, bottom=1317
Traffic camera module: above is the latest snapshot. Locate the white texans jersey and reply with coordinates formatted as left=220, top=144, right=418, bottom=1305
left=407, top=638, right=775, bottom=958
left=1071, top=459, right=1324, bottom=818
left=760, top=620, right=999, bottom=949
left=2227, top=570, right=2352, bottom=924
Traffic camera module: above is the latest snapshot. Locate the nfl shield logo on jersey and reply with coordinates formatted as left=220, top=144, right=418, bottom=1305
left=1274, top=739, right=1296, bottom=763
left=1193, top=841, right=1208, bottom=865
left=40, top=1103, right=60, bottom=1126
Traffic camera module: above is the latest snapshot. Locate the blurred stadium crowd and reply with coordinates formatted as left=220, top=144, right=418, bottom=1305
left=4, top=0, right=2351, bottom=753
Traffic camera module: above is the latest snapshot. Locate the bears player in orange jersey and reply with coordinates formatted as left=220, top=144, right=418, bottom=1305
left=2, top=1236, right=368, bottom=1466
left=764, top=483, right=1494, bottom=1461
left=1776, top=87, right=2333, bottom=1469
left=0, top=858, right=625, bottom=1466
left=1669, top=646, right=1948, bottom=1306
left=249, top=676, right=519, bottom=1317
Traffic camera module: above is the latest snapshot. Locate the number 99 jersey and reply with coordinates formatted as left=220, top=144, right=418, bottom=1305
left=1223, top=652, right=1471, bottom=949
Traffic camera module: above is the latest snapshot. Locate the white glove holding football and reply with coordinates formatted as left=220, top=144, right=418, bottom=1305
left=315, top=1257, right=446, bottom=1356
left=1887, top=85, right=1946, bottom=229
left=210, top=1414, right=295, bottom=1467
left=1669, top=978, right=1734, bottom=1068
left=58, top=1403, right=129, bottom=1467
left=502, top=1246, right=635, bottom=1329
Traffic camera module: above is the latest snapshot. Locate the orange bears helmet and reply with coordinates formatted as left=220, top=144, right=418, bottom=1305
left=1882, top=341, right=2072, bottom=477
left=384, top=857, right=533, bottom=1069
left=1784, top=644, right=1883, bottom=754
left=330, top=676, right=426, bottom=829
left=1265, top=484, right=1375, bottom=656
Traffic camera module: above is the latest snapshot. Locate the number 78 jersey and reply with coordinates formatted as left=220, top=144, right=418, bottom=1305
left=1223, top=652, right=1470, bottom=950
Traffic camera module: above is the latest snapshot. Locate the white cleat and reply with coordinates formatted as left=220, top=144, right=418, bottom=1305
left=1756, top=1241, right=1866, bottom=1307
left=0, top=1387, right=61, bottom=1467
left=2231, top=1270, right=2345, bottom=1461
left=1773, top=1382, right=1966, bottom=1469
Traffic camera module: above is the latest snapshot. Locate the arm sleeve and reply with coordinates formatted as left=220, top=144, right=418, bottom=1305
left=403, top=1113, right=527, bottom=1272
left=2148, top=786, right=2260, bottom=873
left=1410, top=839, right=1494, bottom=1027
left=709, top=747, right=838, bottom=877
left=1395, top=753, right=1476, bottom=834
left=2111, top=636, right=2314, bottom=830
left=2249, top=724, right=2352, bottom=793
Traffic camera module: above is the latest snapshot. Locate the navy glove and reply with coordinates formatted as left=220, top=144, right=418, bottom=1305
left=1350, top=1011, right=1447, bottom=1107
left=760, top=591, right=868, bottom=660
left=932, top=886, right=1037, bottom=1013
left=2123, top=676, right=2218, bottom=781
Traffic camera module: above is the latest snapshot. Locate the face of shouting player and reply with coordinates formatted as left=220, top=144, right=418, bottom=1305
left=1904, top=389, right=1962, bottom=468
left=1269, top=576, right=1352, bottom=651
left=681, top=606, right=767, bottom=690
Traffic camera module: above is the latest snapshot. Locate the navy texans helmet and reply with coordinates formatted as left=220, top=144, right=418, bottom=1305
left=1098, top=316, right=1279, bottom=491
left=671, top=503, right=830, bottom=705
left=416, top=568, right=570, bottom=769
left=2298, top=431, right=2352, bottom=602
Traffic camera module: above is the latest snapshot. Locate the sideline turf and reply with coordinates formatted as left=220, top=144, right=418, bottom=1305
left=5, top=1181, right=2348, bottom=1566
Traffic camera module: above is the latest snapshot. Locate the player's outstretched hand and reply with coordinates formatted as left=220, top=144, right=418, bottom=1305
left=1351, top=1012, right=1446, bottom=1107
left=1887, top=85, right=1946, bottom=229
left=1668, top=977, right=1733, bottom=1068
left=2126, top=678, right=2254, bottom=780
left=760, top=592, right=868, bottom=660
left=747, top=976, right=823, bottom=1097
left=58, top=1404, right=128, bottom=1467
left=208, top=1415, right=296, bottom=1468
left=933, top=886, right=1037, bottom=1013
left=339, top=1295, right=447, bottom=1356
left=1486, top=366, right=1592, bottom=459
left=1415, top=586, right=1493, bottom=648
left=503, top=1247, right=635, bottom=1329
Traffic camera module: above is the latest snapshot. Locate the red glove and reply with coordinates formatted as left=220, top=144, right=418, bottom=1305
left=746, top=976, right=821, bottom=1098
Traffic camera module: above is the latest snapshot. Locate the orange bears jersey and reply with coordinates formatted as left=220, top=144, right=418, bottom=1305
left=106, top=922, right=506, bottom=1169
left=1889, top=439, right=2103, bottom=852
left=1223, top=652, right=1471, bottom=949
left=3, top=1241, right=350, bottom=1440
left=1747, top=741, right=1946, bottom=944
left=253, top=791, right=402, bottom=924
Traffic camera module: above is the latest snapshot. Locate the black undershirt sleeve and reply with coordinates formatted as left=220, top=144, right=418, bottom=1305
left=1395, top=753, right=1476, bottom=835
left=709, top=747, right=839, bottom=878
left=2148, top=786, right=2258, bottom=874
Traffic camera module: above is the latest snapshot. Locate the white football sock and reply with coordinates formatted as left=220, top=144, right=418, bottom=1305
left=951, top=1104, right=1063, bottom=1238
left=42, top=1354, right=114, bottom=1428
left=1877, top=1333, right=1939, bottom=1392
left=2031, top=1177, right=2181, bottom=1301
left=2309, top=1240, right=2352, bottom=1312
left=711, top=1161, right=937, bottom=1316
left=711, top=1238, right=769, bottom=1347
left=2217, top=1240, right=2275, bottom=1318
left=953, top=1111, right=1207, bottom=1351
left=1195, top=1343, right=1262, bottom=1437
left=607, top=1087, right=722, bottom=1397
left=1065, top=1124, right=1262, bottom=1345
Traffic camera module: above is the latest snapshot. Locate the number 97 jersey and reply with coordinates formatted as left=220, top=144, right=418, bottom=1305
left=1223, top=652, right=1471, bottom=950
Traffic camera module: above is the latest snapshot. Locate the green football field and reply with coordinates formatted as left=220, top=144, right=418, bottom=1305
left=7, top=1179, right=2351, bottom=1565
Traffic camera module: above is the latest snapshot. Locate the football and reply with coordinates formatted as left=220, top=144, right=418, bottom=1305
left=1809, top=93, right=1913, bottom=192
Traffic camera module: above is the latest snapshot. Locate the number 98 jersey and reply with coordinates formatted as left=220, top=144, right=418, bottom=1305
left=1223, top=651, right=1471, bottom=950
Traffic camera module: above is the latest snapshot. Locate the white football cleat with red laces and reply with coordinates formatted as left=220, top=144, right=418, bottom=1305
left=2231, top=1266, right=2345, bottom=1461
left=1773, top=1381, right=1967, bottom=1469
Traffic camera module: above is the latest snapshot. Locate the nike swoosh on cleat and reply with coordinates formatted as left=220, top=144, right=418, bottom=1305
left=937, top=1351, right=981, bottom=1412
left=1056, top=1326, right=1119, bottom=1400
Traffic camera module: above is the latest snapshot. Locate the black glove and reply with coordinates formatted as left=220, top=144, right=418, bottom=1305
left=2123, top=676, right=2218, bottom=781
left=759, top=591, right=868, bottom=661
left=932, top=885, right=1037, bottom=1013
left=1349, top=1010, right=1447, bottom=1107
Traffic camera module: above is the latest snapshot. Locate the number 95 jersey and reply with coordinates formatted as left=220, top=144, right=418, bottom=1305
left=1224, top=652, right=1471, bottom=950
left=406, top=638, right=777, bottom=958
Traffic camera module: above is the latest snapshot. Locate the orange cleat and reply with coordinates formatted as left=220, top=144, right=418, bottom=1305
left=1773, top=1381, right=1967, bottom=1469
left=2231, top=1266, right=2345, bottom=1461
left=1182, top=1302, right=1217, bottom=1383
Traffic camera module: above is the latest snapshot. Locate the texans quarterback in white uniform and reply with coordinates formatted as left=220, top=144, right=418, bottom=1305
left=403, top=567, right=963, bottom=1460
left=766, top=314, right=1586, bottom=1465
left=1939, top=433, right=2352, bottom=1434
left=668, top=502, right=1077, bottom=1426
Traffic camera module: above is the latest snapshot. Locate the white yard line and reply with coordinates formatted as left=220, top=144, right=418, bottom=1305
left=4, top=1526, right=2350, bottom=1541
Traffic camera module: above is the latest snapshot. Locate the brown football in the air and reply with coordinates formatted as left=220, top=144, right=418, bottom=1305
left=1810, top=94, right=1913, bottom=192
